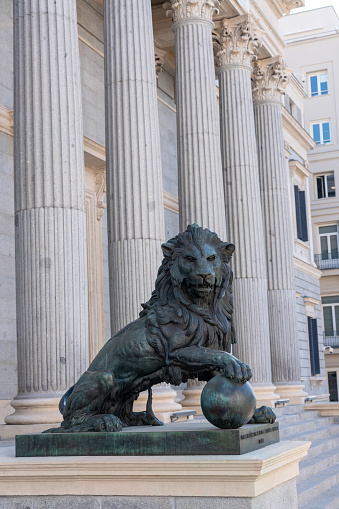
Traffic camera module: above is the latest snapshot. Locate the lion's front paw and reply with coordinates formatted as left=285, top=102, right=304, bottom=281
left=249, top=406, right=276, bottom=424
left=80, top=414, right=124, bottom=432
left=223, top=356, right=252, bottom=384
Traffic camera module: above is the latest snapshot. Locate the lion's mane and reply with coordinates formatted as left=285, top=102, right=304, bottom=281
left=139, top=225, right=237, bottom=384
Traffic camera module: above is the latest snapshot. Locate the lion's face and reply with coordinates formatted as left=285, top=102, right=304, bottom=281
left=177, top=243, right=222, bottom=300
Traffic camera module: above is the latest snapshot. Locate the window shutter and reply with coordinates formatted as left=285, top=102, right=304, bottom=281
left=299, top=190, right=308, bottom=242
left=294, top=185, right=302, bottom=239
left=308, top=317, right=320, bottom=376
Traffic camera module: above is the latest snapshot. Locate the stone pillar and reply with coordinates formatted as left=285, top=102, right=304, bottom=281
left=252, top=57, right=307, bottom=404
left=215, top=16, right=277, bottom=406
left=104, top=0, right=166, bottom=334
left=164, top=0, right=227, bottom=413
left=164, top=0, right=227, bottom=237
left=104, top=0, right=181, bottom=418
left=7, top=0, right=88, bottom=425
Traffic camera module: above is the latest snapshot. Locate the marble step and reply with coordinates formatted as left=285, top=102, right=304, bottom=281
left=276, top=410, right=319, bottom=425
left=283, top=422, right=339, bottom=443
left=299, top=482, right=339, bottom=509
left=273, top=404, right=306, bottom=417
left=298, top=444, right=339, bottom=482
left=280, top=416, right=334, bottom=438
left=303, top=431, right=339, bottom=460
left=297, top=462, right=339, bottom=507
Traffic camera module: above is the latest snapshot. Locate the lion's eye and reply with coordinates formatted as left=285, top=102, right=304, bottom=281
left=185, top=256, right=196, bottom=262
left=207, top=255, right=216, bottom=262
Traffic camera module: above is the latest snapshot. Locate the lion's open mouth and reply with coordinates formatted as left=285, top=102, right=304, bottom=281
left=194, top=282, right=214, bottom=292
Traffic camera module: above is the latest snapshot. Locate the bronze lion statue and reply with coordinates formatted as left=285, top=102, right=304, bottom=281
left=46, top=224, right=275, bottom=433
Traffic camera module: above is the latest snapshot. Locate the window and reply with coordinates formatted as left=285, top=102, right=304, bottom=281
left=311, top=121, right=331, bottom=145
left=328, top=372, right=338, bottom=402
left=322, top=296, right=339, bottom=337
left=294, top=185, right=308, bottom=242
left=309, top=72, right=328, bottom=97
left=316, top=173, right=335, bottom=199
left=308, top=317, right=320, bottom=376
left=319, top=225, right=338, bottom=260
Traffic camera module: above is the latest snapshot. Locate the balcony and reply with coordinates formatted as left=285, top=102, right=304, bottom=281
left=314, top=252, right=339, bottom=270
left=324, top=332, right=339, bottom=348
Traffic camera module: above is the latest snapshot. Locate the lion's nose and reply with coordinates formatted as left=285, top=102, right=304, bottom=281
left=197, top=272, right=212, bottom=280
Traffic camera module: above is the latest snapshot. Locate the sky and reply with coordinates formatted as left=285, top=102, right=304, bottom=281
left=291, top=0, right=339, bottom=16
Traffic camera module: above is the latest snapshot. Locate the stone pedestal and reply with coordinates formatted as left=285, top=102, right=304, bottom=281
left=104, top=0, right=179, bottom=416
left=0, top=440, right=310, bottom=509
left=253, top=57, right=304, bottom=403
left=215, top=16, right=276, bottom=407
left=164, top=0, right=228, bottom=413
left=7, top=0, right=88, bottom=425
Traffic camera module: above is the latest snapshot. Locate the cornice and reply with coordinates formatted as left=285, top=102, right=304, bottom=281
left=163, top=190, right=179, bottom=213
left=282, top=107, right=316, bottom=152
left=294, top=256, right=322, bottom=280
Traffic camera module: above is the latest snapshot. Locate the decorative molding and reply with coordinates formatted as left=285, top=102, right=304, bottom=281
left=282, top=108, right=316, bottom=152
left=303, top=296, right=320, bottom=318
left=289, top=160, right=311, bottom=181
left=95, top=172, right=107, bottom=221
left=83, top=136, right=106, bottom=161
left=294, top=256, right=322, bottom=280
left=0, top=106, right=13, bottom=136
left=163, top=190, right=179, bottom=214
left=78, top=34, right=104, bottom=59
left=283, top=0, right=305, bottom=14
left=214, top=15, right=262, bottom=69
left=252, top=57, right=290, bottom=102
left=164, top=0, right=220, bottom=22
left=154, top=45, right=167, bottom=78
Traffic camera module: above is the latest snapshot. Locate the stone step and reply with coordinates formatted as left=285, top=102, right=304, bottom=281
left=273, top=404, right=306, bottom=417
left=299, top=482, right=339, bottom=509
left=298, top=444, right=339, bottom=482
left=280, top=416, right=334, bottom=438
left=283, top=422, right=339, bottom=443
left=303, top=432, right=339, bottom=460
left=297, top=462, right=339, bottom=507
left=276, top=410, right=320, bottom=425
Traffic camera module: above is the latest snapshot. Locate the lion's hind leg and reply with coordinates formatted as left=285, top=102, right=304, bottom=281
left=128, top=388, right=163, bottom=427
left=44, top=370, right=123, bottom=433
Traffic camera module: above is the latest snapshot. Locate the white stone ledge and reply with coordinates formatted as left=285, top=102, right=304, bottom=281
left=0, top=441, right=310, bottom=498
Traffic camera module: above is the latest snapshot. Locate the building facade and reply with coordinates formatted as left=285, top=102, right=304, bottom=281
left=280, top=6, right=339, bottom=402
left=0, top=0, right=330, bottom=427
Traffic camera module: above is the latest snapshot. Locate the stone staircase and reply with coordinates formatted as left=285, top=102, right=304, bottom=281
left=276, top=404, right=339, bottom=509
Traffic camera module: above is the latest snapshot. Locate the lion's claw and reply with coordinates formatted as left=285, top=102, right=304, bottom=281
left=249, top=406, right=276, bottom=424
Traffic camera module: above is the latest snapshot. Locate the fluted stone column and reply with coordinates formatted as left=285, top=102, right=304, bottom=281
left=104, top=0, right=181, bottom=418
left=252, top=57, right=307, bottom=404
left=164, top=0, right=227, bottom=413
left=6, top=0, right=88, bottom=425
left=164, top=0, right=227, bottom=237
left=215, top=16, right=276, bottom=406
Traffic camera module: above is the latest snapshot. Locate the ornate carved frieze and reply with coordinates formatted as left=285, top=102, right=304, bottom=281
left=283, top=0, right=305, bottom=14
left=214, top=15, right=262, bottom=68
left=252, top=57, right=290, bottom=102
left=95, top=172, right=107, bottom=221
left=154, top=45, right=166, bottom=78
left=164, top=0, right=220, bottom=22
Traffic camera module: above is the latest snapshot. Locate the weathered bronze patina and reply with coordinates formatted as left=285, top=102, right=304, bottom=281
left=45, top=224, right=276, bottom=434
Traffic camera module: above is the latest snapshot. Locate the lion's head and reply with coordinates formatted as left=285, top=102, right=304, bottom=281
left=141, top=225, right=237, bottom=359
left=161, top=224, right=235, bottom=305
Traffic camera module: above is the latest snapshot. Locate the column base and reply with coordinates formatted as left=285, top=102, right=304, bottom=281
left=180, top=380, right=206, bottom=415
left=274, top=384, right=308, bottom=405
left=134, top=384, right=182, bottom=423
left=5, top=396, right=63, bottom=425
left=251, top=383, right=279, bottom=408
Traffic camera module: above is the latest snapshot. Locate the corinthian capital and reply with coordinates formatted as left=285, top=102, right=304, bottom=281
left=252, top=57, right=290, bottom=102
left=164, top=0, right=220, bottom=23
left=214, top=14, right=262, bottom=68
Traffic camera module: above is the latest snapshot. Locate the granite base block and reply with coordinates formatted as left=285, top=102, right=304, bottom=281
left=15, top=421, right=279, bottom=457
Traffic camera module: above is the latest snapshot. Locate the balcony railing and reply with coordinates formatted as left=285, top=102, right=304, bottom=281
left=315, top=252, right=339, bottom=270
left=324, top=332, right=339, bottom=348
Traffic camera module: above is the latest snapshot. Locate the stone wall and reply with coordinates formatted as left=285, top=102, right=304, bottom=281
left=295, top=268, right=326, bottom=397
left=0, top=0, right=16, bottom=401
